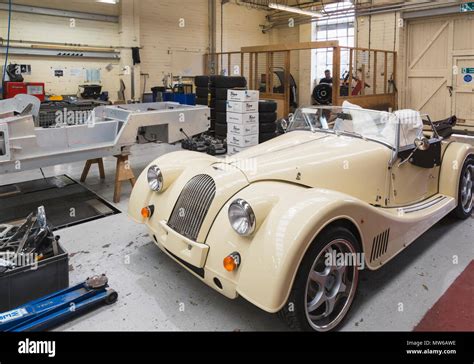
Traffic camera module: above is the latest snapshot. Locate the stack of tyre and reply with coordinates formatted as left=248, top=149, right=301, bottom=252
left=213, top=76, right=247, bottom=140
left=194, top=75, right=214, bottom=131
left=195, top=75, right=210, bottom=106
left=258, top=100, right=278, bottom=143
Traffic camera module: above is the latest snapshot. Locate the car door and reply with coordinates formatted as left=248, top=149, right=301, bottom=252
left=388, top=122, right=442, bottom=206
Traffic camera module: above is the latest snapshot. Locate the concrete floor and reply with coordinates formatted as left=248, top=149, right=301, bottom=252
left=0, top=142, right=472, bottom=331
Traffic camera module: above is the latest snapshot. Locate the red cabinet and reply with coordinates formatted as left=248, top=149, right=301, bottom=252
left=4, top=82, right=45, bottom=102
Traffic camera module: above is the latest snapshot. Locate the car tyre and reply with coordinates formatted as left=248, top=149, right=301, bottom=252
left=215, top=122, right=227, bottom=137
left=195, top=97, right=208, bottom=106
left=215, top=100, right=227, bottom=112
left=215, top=88, right=230, bottom=100
left=216, top=112, right=227, bottom=124
left=194, top=76, right=209, bottom=88
left=259, top=132, right=276, bottom=143
left=259, top=112, right=277, bottom=123
left=195, top=87, right=209, bottom=98
left=213, top=76, right=247, bottom=88
left=259, top=122, right=276, bottom=133
left=279, top=226, right=360, bottom=332
left=259, top=100, right=277, bottom=113
left=452, top=155, right=474, bottom=219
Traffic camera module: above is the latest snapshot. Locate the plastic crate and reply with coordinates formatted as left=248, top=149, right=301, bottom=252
left=0, top=242, right=69, bottom=312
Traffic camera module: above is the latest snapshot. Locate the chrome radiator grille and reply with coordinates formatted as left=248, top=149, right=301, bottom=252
left=167, top=174, right=216, bottom=241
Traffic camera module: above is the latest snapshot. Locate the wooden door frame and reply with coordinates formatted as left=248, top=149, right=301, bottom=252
left=452, top=54, right=474, bottom=126
left=404, top=18, right=454, bottom=114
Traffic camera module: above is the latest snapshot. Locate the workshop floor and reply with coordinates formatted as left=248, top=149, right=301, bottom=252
left=0, top=143, right=472, bottom=331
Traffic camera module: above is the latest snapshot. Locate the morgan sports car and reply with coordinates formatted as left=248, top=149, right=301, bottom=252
left=128, top=102, right=474, bottom=331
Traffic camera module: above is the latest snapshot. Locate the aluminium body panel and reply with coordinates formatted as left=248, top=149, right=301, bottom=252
left=0, top=101, right=210, bottom=175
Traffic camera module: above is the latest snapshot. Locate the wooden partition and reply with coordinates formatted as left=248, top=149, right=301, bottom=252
left=336, top=46, right=397, bottom=111
left=204, top=42, right=397, bottom=117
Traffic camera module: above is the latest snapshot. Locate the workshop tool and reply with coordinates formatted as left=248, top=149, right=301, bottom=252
left=0, top=206, right=61, bottom=272
left=0, top=274, right=117, bottom=332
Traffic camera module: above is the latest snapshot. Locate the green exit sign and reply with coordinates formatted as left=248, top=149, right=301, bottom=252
left=461, top=2, right=474, bottom=12
left=462, top=67, right=474, bottom=74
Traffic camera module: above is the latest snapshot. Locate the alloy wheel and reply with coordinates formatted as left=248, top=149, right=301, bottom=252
left=304, top=238, right=359, bottom=331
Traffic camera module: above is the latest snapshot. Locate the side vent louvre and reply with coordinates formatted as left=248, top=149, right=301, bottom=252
left=370, top=228, right=390, bottom=262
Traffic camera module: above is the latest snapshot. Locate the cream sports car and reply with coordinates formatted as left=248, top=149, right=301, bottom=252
left=128, top=104, right=473, bottom=331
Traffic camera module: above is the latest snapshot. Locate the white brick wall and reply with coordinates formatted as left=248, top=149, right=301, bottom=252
left=0, top=7, right=121, bottom=97
left=217, top=1, right=270, bottom=52
left=139, top=0, right=209, bottom=87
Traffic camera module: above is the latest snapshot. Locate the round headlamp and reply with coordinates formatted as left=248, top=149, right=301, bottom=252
left=228, top=199, right=256, bottom=236
left=147, top=165, right=163, bottom=192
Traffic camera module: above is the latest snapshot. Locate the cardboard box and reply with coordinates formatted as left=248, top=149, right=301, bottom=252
left=227, top=122, right=259, bottom=136
left=226, top=112, right=258, bottom=125
left=226, top=101, right=258, bottom=113
left=227, top=133, right=258, bottom=147
left=227, top=89, right=259, bottom=102
left=227, top=144, right=247, bottom=155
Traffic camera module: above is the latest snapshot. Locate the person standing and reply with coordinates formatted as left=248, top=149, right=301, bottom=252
left=319, top=69, right=333, bottom=84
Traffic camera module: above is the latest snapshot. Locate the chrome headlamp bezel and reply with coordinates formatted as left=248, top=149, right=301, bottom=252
left=228, top=198, right=256, bottom=236
left=147, top=165, right=163, bottom=192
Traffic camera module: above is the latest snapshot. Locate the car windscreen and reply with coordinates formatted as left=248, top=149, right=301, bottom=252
left=288, top=106, right=398, bottom=148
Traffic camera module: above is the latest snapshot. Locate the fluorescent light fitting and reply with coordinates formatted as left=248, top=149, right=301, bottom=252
left=268, top=3, right=323, bottom=18
left=97, top=0, right=118, bottom=4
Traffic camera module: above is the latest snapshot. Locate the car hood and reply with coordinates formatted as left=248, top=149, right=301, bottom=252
left=226, top=131, right=392, bottom=204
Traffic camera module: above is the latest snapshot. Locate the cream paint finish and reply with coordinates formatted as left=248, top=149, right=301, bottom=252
left=228, top=131, right=392, bottom=205
left=439, top=142, right=474, bottom=198
left=390, top=163, right=438, bottom=206
left=390, top=139, right=468, bottom=206
left=389, top=142, right=444, bottom=206
left=228, top=185, right=456, bottom=312
left=128, top=131, right=473, bottom=313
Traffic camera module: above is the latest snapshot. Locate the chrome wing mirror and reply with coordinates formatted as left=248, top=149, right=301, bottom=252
left=278, top=113, right=292, bottom=133
left=414, top=137, right=430, bottom=151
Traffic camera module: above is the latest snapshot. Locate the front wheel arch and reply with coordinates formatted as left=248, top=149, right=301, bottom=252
left=316, top=218, right=363, bottom=253
left=279, top=223, right=361, bottom=331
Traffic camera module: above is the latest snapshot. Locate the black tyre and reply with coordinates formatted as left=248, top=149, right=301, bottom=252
left=452, top=155, right=474, bottom=219
left=195, top=87, right=209, bottom=98
left=194, top=75, right=209, bottom=88
left=259, top=122, right=276, bottom=133
left=215, top=122, right=227, bottom=136
left=213, top=75, right=247, bottom=88
left=259, top=100, right=277, bottom=113
left=279, top=226, right=360, bottom=332
left=216, top=100, right=227, bottom=112
left=196, top=97, right=208, bottom=106
left=312, top=83, right=332, bottom=105
left=259, top=132, right=276, bottom=143
left=216, top=112, right=227, bottom=124
left=216, top=88, right=229, bottom=100
left=209, top=99, right=216, bottom=109
left=259, top=112, right=277, bottom=123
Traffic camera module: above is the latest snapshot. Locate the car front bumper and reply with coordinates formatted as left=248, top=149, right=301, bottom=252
left=146, top=220, right=239, bottom=300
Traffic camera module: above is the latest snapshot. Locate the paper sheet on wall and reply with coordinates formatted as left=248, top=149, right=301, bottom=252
left=69, top=68, right=83, bottom=77
left=85, top=69, right=101, bottom=83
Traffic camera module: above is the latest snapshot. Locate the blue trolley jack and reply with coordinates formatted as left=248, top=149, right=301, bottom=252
left=0, top=274, right=118, bottom=332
